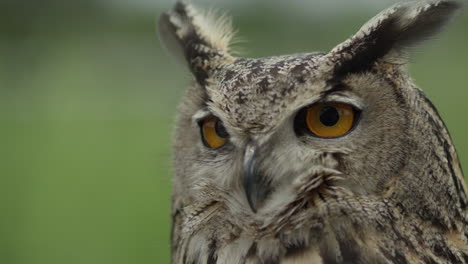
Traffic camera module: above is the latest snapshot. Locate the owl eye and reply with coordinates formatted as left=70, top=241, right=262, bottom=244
left=200, top=117, right=229, bottom=149
left=296, top=103, right=357, bottom=138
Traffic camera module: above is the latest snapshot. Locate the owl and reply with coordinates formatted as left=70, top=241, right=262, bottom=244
left=158, top=0, right=468, bottom=263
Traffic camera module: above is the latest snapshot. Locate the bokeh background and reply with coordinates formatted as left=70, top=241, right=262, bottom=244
left=1, top=0, right=467, bottom=263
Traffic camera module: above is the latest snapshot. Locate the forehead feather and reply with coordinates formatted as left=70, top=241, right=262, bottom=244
left=206, top=53, right=327, bottom=134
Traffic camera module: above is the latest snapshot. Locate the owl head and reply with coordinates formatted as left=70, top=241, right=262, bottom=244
left=159, top=0, right=466, bottom=234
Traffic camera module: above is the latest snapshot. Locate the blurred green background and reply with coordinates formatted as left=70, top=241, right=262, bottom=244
left=1, top=0, right=466, bottom=263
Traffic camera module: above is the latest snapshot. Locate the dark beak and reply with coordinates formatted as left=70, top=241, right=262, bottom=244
left=243, top=144, right=269, bottom=213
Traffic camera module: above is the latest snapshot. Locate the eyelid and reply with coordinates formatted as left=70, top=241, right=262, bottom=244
left=323, top=93, right=364, bottom=110
left=192, top=109, right=213, bottom=125
left=296, top=99, right=362, bottom=117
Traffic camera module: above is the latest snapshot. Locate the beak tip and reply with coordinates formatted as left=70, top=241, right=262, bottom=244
left=246, top=193, right=258, bottom=213
left=243, top=143, right=269, bottom=214
left=244, top=177, right=258, bottom=213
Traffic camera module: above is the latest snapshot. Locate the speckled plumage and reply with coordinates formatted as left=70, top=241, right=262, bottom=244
left=158, top=1, right=468, bottom=263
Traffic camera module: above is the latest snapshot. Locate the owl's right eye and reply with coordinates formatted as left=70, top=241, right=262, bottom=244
left=200, top=117, right=229, bottom=149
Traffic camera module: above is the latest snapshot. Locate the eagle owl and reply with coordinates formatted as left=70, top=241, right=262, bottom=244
left=158, top=0, right=468, bottom=263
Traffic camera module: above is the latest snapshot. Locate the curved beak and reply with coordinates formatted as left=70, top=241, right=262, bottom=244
left=243, top=143, right=269, bottom=213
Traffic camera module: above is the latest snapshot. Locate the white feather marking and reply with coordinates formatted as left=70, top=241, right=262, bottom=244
left=185, top=3, right=237, bottom=54
left=216, top=237, right=254, bottom=264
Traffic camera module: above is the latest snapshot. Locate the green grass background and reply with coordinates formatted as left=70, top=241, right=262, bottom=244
left=1, top=1, right=467, bottom=263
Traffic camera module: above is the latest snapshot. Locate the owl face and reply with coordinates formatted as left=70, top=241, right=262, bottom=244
left=173, top=51, right=408, bottom=212
left=160, top=1, right=464, bottom=217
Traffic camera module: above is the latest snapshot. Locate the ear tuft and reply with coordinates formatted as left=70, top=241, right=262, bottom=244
left=185, top=4, right=237, bottom=55
left=158, top=2, right=236, bottom=85
left=324, top=0, right=462, bottom=77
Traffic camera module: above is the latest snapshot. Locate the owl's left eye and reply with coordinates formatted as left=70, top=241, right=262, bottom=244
left=200, top=117, right=229, bottom=149
left=295, top=103, right=359, bottom=138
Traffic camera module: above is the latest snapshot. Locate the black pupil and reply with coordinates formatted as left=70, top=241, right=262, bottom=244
left=319, top=106, right=340, bottom=126
left=215, top=120, right=229, bottom=138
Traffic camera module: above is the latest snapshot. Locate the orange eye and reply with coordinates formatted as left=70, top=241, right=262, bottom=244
left=305, top=103, right=355, bottom=138
left=201, top=117, right=229, bottom=149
